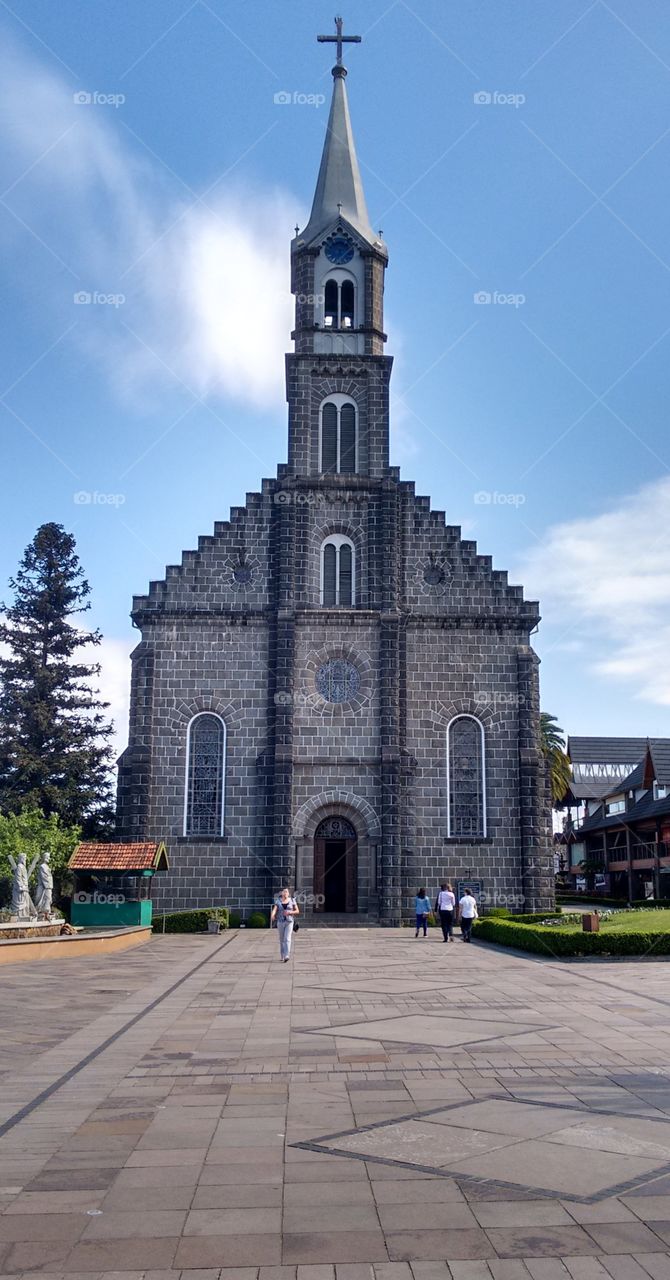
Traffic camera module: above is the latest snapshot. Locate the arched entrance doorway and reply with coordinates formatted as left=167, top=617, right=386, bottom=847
left=314, top=817, right=358, bottom=913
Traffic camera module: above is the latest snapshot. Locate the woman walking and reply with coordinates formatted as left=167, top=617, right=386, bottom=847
left=271, top=887, right=300, bottom=962
left=435, top=881, right=456, bottom=942
left=414, top=887, right=432, bottom=938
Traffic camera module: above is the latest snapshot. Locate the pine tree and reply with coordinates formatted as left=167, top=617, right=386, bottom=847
left=0, top=523, right=114, bottom=833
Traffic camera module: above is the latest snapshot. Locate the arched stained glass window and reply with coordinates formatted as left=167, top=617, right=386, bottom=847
left=321, top=536, right=355, bottom=606
left=184, top=713, right=225, bottom=836
left=447, top=716, right=486, bottom=838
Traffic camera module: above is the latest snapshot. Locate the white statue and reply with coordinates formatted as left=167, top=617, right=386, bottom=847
left=8, top=852, right=37, bottom=922
left=34, top=850, right=54, bottom=920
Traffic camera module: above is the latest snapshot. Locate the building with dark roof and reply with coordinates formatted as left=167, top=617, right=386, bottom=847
left=569, top=740, right=670, bottom=898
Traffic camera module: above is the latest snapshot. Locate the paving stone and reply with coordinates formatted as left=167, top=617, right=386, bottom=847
left=409, top=1264, right=451, bottom=1280
left=633, top=1258, right=670, bottom=1280
left=583, top=1223, right=668, bottom=1253
left=523, top=1261, right=571, bottom=1280
left=176, top=1234, right=282, bottom=1268
left=597, top=1260, right=651, bottom=1280
left=561, top=1261, right=611, bottom=1280
left=283, top=1232, right=388, bottom=1264
left=488, top=1263, right=533, bottom=1280
left=386, top=1228, right=492, bottom=1261
left=472, top=1204, right=572, bottom=1228
left=448, top=1264, right=493, bottom=1280
left=484, top=1227, right=601, bottom=1258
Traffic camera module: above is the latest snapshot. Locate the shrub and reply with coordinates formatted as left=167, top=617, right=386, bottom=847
left=483, top=907, right=510, bottom=918
left=228, top=910, right=242, bottom=929
left=472, top=917, right=670, bottom=957
left=246, top=911, right=268, bottom=928
left=153, top=907, right=229, bottom=933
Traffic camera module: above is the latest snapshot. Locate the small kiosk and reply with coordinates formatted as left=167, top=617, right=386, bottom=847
left=69, top=842, right=169, bottom=927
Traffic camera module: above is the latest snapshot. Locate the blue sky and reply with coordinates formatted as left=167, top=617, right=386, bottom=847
left=1, top=0, right=669, bottom=755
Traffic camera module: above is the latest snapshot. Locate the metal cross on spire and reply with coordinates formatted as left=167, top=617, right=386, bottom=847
left=317, top=15, right=361, bottom=68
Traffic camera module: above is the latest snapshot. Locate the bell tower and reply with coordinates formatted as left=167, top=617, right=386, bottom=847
left=286, top=17, right=393, bottom=479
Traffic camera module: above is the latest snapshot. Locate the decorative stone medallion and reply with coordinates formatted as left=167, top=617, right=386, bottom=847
left=227, top=551, right=260, bottom=592
left=411, top=551, right=451, bottom=597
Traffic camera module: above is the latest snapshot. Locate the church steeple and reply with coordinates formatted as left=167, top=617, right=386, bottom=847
left=301, top=47, right=375, bottom=247
left=286, top=18, right=392, bottom=480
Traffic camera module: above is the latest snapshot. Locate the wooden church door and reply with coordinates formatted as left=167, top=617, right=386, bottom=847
left=313, top=817, right=358, bottom=912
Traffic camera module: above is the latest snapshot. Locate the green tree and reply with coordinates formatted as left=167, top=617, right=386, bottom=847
left=0, top=523, right=114, bottom=832
left=540, top=712, right=572, bottom=806
left=0, top=808, right=80, bottom=908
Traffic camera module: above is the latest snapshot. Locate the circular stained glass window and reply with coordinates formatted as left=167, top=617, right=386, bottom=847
left=233, top=566, right=252, bottom=585
left=315, top=659, right=361, bottom=703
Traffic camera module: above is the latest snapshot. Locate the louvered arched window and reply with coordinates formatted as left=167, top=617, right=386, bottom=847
left=323, top=277, right=355, bottom=329
left=321, top=535, right=355, bottom=606
left=184, top=713, right=226, bottom=836
left=320, top=399, right=357, bottom=474
left=447, top=715, right=486, bottom=838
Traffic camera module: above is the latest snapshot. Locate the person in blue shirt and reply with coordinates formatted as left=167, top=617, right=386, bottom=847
left=414, top=887, right=432, bottom=938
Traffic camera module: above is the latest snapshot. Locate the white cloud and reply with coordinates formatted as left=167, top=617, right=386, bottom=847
left=79, top=635, right=133, bottom=765
left=518, top=476, right=670, bottom=707
left=0, top=44, right=300, bottom=411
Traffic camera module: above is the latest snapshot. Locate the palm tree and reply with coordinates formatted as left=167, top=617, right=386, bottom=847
left=540, top=713, right=572, bottom=806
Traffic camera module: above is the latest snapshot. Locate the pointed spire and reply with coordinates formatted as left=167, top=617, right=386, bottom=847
left=300, top=30, right=375, bottom=247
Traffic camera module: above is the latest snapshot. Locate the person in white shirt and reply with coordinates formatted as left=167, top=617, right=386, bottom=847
left=458, top=888, right=478, bottom=943
left=435, top=881, right=456, bottom=942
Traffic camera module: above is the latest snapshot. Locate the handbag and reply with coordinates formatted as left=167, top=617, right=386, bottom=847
left=293, top=922, right=300, bottom=932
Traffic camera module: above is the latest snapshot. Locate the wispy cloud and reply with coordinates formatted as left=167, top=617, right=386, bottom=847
left=518, top=477, right=670, bottom=706
left=0, top=43, right=299, bottom=411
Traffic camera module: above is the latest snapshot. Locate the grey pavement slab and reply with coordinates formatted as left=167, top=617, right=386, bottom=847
left=5, top=931, right=670, bottom=1272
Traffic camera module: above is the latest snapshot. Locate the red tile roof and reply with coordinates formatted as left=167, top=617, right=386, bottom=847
left=69, top=842, right=168, bottom=871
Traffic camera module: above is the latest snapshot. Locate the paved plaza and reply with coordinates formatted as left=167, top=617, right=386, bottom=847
left=4, top=931, right=670, bottom=1278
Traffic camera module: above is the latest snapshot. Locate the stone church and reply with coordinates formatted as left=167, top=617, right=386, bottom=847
left=117, top=25, right=553, bottom=924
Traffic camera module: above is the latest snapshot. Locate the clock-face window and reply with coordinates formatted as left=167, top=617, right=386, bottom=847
left=325, top=234, right=354, bottom=265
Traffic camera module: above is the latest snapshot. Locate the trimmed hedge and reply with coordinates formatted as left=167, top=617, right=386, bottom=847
left=473, top=916, right=670, bottom=957
left=246, top=911, right=268, bottom=928
left=153, top=907, right=229, bottom=933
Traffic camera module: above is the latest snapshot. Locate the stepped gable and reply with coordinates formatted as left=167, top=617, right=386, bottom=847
left=400, top=480, right=539, bottom=625
left=131, top=484, right=274, bottom=619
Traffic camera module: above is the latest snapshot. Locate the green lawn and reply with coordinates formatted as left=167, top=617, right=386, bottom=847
left=557, top=909, right=670, bottom=934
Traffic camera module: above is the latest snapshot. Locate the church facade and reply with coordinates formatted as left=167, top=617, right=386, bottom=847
left=117, top=31, right=554, bottom=924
